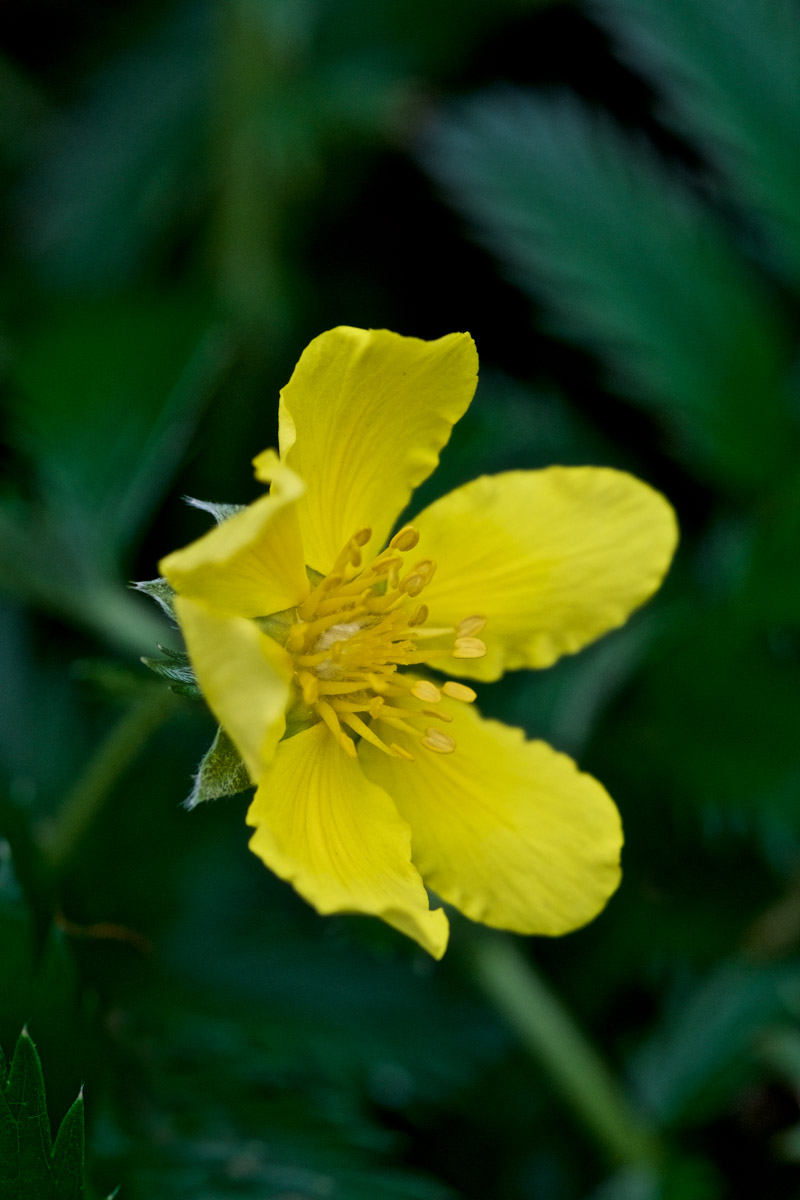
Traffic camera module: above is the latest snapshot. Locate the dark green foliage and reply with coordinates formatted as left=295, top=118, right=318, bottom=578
left=422, top=88, right=793, bottom=492
left=4, top=1, right=800, bottom=1198
left=592, top=0, right=800, bottom=285
left=0, top=1030, right=84, bottom=1200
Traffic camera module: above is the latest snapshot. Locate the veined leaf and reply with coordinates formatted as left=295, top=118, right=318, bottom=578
left=0, top=1029, right=86, bottom=1199
left=422, top=88, right=793, bottom=491
left=593, top=0, right=800, bottom=286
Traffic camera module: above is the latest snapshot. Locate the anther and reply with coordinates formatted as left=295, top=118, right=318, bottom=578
left=422, top=708, right=453, bottom=723
left=421, top=728, right=457, bottom=754
left=442, top=681, right=477, bottom=702
left=412, top=560, right=436, bottom=585
left=353, top=527, right=372, bottom=546
left=390, top=525, right=420, bottom=552
left=457, top=615, right=486, bottom=637
left=299, top=672, right=319, bottom=704
left=401, top=574, right=425, bottom=597
left=408, top=604, right=428, bottom=627
left=452, top=637, right=487, bottom=659
left=411, top=680, right=441, bottom=703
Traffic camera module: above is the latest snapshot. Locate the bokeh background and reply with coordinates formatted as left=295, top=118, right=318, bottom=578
left=3, top=1, right=800, bottom=1196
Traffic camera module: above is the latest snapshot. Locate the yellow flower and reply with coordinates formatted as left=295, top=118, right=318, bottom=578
left=160, top=327, right=677, bottom=959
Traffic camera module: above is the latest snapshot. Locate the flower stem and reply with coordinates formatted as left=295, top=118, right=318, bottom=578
left=463, top=930, right=660, bottom=1169
left=45, top=688, right=179, bottom=876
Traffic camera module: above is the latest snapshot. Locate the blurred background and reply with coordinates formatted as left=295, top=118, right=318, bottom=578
left=2, top=0, right=800, bottom=1196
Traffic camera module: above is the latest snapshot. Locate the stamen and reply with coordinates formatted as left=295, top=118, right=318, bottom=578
left=457, top=614, right=486, bottom=637
left=408, top=604, right=428, bottom=626
left=340, top=712, right=401, bottom=756
left=316, top=699, right=357, bottom=757
left=390, top=525, right=420, bottom=552
left=282, top=527, right=485, bottom=760
left=421, top=728, right=457, bottom=754
left=452, top=637, right=487, bottom=659
left=297, top=671, right=319, bottom=704
left=389, top=742, right=416, bottom=761
left=422, top=708, right=453, bottom=723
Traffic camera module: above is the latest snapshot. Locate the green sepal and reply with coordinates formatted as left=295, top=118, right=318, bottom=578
left=0, top=1028, right=90, bottom=1199
left=255, top=606, right=299, bottom=646
left=130, top=576, right=176, bottom=621
left=183, top=496, right=246, bottom=524
left=141, top=643, right=201, bottom=699
left=185, top=725, right=252, bottom=809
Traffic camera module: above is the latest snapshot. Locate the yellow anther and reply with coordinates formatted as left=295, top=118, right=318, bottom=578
left=457, top=614, right=486, bottom=637
left=408, top=604, right=428, bottom=627
left=422, top=708, right=453, bottom=723
left=349, top=546, right=362, bottom=568
left=412, top=559, right=436, bottom=585
left=371, top=554, right=403, bottom=576
left=299, top=672, right=319, bottom=704
left=421, top=728, right=457, bottom=754
left=442, top=681, right=477, bottom=702
left=353, top=527, right=372, bottom=546
left=401, top=574, right=425, bottom=597
left=285, top=626, right=306, bottom=652
left=411, top=680, right=441, bottom=703
left=452, top=637, right=487, bottom=659
left=390, top=525, right=420, bottom=552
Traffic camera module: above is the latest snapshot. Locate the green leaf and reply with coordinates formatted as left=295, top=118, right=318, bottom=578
left=51, top=1093, right=84, bottom=1200
left=593, top=0, right=800, bottom=286
left=422, top=89, right=793, bottom=490
left=16, top=5, right=210, bottom=289
left=629, top=960, right=800, bottom=1125
left=0, top=1032, right=88, bottom=1199
left=10, top=298, right=228, bottom=562
left=2, top=1029, right=53, bottom=1197
left=185, top=726, right=252, bottom=809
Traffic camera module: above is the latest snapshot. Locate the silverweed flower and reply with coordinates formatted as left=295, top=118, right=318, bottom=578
left=160, top=327, right=677, bottom=957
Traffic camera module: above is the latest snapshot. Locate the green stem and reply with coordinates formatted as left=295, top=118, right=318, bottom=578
left=45, top=688, right=179, bottom=876
left=465, top=930, right=660, bottom=1169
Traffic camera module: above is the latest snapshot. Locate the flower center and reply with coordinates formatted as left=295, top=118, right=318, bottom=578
left=283, top=525, right=485, bottom=759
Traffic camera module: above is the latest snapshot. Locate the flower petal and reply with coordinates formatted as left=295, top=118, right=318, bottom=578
left=175, top=596, right=292, bottom=782
left=277, top=326, right=478, bottom=573
left=247, top=721, right=449, bottom=958
left=160, top=452, right=309, bottom=618
left=360, top=696, right=622, bottom=936
left=414, top=467, right=678, bottom=680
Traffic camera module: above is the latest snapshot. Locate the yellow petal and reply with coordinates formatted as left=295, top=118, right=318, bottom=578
left=414, top=467, right=678, bottom=680
left=175, top=595, right=292, bottom=781
left=277, top=326, right=478, bottom=573
left=160, top=452, right=309, bottom=618
left=361, top=696, right=622, bottom=935
left=247, top=721, right=449, bottom=958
